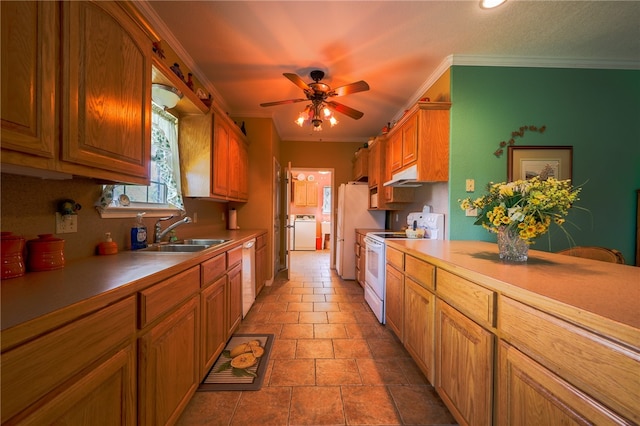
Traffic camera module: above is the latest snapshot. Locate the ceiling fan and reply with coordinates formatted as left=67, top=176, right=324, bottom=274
left=260, top=70, right=369, bottom=128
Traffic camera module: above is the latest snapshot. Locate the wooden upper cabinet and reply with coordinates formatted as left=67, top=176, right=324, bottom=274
left=387, top=102, right=451, bottom=182
left=61, top=1, right=152, bottom=184
left=388, top=131, right=403, bottom=172
left=401, top=114, right=418, bottom=166
left=179, top=105, right=249, bottom=202
left=352, top=147, right=369, bottom=182
left=212, top=118, right=230, bottom=198
left=1, top=1, right=58, bottom=169
left=368, top=139, right=380, bottom=189
left=293, top=180, right=318, bottom=207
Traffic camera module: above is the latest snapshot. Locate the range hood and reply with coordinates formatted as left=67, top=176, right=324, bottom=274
left=383, top=164, right=423, bottom=187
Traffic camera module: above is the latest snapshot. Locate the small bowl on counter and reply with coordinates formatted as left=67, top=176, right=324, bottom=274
left=405, top=228, right=426, bottom=239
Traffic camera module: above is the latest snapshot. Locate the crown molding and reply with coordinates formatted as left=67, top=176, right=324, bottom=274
left=449, top=54, right=640, bottom=70
left=398, top=54, right=640, bottom=121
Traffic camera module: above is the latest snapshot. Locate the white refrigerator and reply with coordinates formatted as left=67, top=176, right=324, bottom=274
left=336, top=182, right=385, bottom=280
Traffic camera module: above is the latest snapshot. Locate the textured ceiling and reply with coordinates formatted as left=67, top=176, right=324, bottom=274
left=138, top=1, right=640, bottom=142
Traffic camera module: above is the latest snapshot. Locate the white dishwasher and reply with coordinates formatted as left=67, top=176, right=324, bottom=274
left=293, top=215, right=316, bottom=251
left=242, top=238, right=256, bottom=318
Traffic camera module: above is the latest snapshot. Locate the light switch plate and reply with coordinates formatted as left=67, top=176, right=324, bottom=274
left=465, top=179, right=475, bottom=192
left=465, top=208, right=478, bottom=217
left=55, top=213, right=77, bottom=233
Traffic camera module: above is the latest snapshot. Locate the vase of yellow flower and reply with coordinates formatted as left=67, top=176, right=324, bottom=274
left=459, top=176, right=582, bottom=262
left=496, top=226, right=529, bottom=261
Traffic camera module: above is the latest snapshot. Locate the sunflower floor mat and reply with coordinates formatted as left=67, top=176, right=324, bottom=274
left=199, top=334, right=274, bottom=391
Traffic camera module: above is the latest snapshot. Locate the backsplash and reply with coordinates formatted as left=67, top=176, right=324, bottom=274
left=1, top=173, right=228, bottom=261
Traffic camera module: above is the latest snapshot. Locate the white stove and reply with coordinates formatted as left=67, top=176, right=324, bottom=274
left=363, top=210, right=445, bottom=324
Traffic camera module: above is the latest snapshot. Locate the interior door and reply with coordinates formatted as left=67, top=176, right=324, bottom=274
left=282, top=162, right=292, bottom=280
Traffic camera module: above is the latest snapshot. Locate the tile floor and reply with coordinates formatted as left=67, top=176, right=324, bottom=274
left=177, top=250, right=457, bottom=426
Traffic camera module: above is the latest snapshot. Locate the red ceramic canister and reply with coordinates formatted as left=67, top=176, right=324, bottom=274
left=1, top=232, right=26, bottom=279
left=27, top=234, right=65, bottom=271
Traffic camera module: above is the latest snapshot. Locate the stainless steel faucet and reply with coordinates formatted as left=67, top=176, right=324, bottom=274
left=154, top=216, right=192, bottom=243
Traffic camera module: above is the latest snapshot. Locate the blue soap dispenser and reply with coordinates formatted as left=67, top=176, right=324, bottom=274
left=131, top=212, right=148, bottom=250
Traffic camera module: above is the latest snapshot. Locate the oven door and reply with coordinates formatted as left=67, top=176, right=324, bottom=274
left=364, top=236, right=385, bottom=300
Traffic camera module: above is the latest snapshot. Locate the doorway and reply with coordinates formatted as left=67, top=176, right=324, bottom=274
left=285, top=167, right=334, bottom=272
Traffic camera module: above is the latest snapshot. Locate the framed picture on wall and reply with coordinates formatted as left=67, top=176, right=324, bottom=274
left=507, top=146, right=573, bottom=182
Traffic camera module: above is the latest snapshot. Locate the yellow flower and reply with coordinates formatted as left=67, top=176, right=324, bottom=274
left=458, top=176, right=582, bottom=244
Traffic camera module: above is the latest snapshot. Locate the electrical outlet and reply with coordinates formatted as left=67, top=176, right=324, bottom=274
left=55, top=213, right=78, bottom=233
left=465, top=179, right=475, bottom=192
left=465, top=208, right=478, bottom=217
left=395, top=214, right=399, bottom=222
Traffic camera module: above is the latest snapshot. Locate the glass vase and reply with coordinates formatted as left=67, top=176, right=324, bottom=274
left=497, top=226, right=529, bottom=262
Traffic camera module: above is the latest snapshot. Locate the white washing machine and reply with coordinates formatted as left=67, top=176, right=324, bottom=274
left=294, top=215, right=316, bottom=250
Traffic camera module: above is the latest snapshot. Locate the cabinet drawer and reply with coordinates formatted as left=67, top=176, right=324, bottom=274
left=436, top=269, right=496, bottom=328
left=1, top=296, right=136, bottom=423
left=226, top=245, right=242, bottom=267
left=500, top=297, right=640, bottom=424
left=386, top=246, right=404, bottom=270
left=405, top=255, right=434, bottom=291
left=138, top=266, right=200, bottom=328
left=201, top=253, right=226, bottom=286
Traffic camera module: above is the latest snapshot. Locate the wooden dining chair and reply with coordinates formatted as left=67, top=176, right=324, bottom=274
left=556, top=246, right=626, bottom=264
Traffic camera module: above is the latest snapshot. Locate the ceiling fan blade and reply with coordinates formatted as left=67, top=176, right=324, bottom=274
left=325, top=101, right=364, bottom=120
left=331, top=80, right=370, bottom=97
left=283, top=73, right=310, bottom=91
left=260, top=98, right=307, bottom=107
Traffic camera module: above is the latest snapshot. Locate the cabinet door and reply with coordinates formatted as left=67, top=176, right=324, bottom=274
left=368, top=140, right=380, bottom=188
left=62, top=1, right=151, bottom=184
left=436, top=299, right=493, bottom=426
left=212, top=119, right=229, bottom=197
left=201, top=275, right=227, bottom=377
left=1, top=1, right=57, bottom=166
left=256, top=244, right=266, bottom=295
left=388, top=131, right=403, bottom=173
left=1, top=297, right=136, bottom=424
left=227, top=263, right=243, bottom=337
left=139, top=296, right=200, bottom=426
left=385, top=263, right=404, bottom=340
left=306, top=181, right=318, bottom=206
left=404, top=278, right=435, bottom=384
left=18, top=344, right=136, bottom=425
left=401, top=113, right=418, bottom=167
left=497, top=341, right=629, bottom=425
left=238, top=139, right=249, bottom=201
left=228, top=132, right=240, bottom=200
left=294, top=180, right=307, bottom=206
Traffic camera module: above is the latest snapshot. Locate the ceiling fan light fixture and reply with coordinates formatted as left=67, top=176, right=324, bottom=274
left=480, top=0, right=507, bottom=9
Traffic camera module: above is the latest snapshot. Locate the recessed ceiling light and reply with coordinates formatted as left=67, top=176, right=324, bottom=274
left=480, top=0, right=507, bottom=9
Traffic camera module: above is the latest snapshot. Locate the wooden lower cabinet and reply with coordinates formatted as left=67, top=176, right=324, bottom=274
left=435, top=299, right=493, bottom=426
left=138, top=295, right=200, bottom=426
left=1, top=297, right=137, bottom=425
left=385, top=263, right=404, bottom=340
left=227, top=263, right=243, bottom=337
left=403, top=277, right=435, bottom=384
left=16, top=344, right=137, bottom=425
left=200, top=275, right=227, bottom=377
left=255, top=233, right=267, bottom=295
left=497, top=341, right=629, bottom=425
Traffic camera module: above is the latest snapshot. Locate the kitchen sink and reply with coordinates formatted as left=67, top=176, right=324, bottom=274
left=136, top=238, right=231, bottom=253
left=137, top=244, right=210, bottom=253
left=183, top=238, right=230, bottom=246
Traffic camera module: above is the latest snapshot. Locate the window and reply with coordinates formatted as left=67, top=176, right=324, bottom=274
left=97, top=103, right=185, bottom=218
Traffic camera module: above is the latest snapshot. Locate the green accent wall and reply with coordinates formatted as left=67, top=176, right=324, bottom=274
left=448, top=66, right=640, bottom=264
